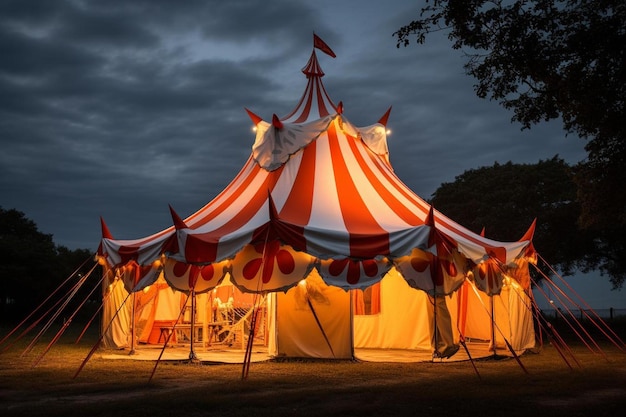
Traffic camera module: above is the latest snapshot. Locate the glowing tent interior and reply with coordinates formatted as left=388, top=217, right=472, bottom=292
left=96, top=34, right=540, bottom=362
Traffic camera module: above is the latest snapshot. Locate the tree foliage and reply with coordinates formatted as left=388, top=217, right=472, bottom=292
left=0, top=207, right=94, bottom=320
left=394, top=0, right=626, bottom=231
left=429, top=158, right=624, bottom=288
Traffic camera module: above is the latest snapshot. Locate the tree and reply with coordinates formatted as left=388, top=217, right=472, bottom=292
left=0, top=207, right=95, bottom=320
left=429, top=158, right=624, bottom=288
left=394, top=0, right=626, bottom=231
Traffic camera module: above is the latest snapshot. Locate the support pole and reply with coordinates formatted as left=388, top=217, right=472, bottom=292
left=490, top=295, right=496, bottom=357
left=188, top=288, right=198, bottom=362
left=129, top=291, right=136, bottom=355
left=432, top=293, right=438, bottom=360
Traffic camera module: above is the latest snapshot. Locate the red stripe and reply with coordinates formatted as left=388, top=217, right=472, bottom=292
left=293, top=81, right=314, bottom=123
left=366, top=149, right=511, bottom=256
left=107, top=159, right=260, bottom=265
left=274, top=141, right=317, bottom=251
left=346, top=135, right=423, bottom=226
left=315, top=78, right=330, bottom=117
left=184, top=166, right=284, bottom=262
left=185, top=156, right=257, bottom=226
left=187, top=159, right=265, bottom=229
left=279, top=143, right=315, bottom=225
left=327, top=123, right=389, bottom=257
left=364, top=150, right=431, bottom=218
left=282, top=81, right=310, bottom=121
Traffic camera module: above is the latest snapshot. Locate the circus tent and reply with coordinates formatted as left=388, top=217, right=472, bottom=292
left=97, top=35, right=537, bottom=360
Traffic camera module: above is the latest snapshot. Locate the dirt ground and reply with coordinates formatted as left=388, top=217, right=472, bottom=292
left=1, top=323, right=626, bottom=417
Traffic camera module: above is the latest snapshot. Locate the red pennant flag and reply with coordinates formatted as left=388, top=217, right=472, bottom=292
left=313, top=33, right=336, bottom=58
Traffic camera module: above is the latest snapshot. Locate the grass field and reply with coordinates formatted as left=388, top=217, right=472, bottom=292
left=1, top=321, right=625, bottom=417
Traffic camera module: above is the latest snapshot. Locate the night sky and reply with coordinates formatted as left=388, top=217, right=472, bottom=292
left=3, top=1, right=616, bottom=307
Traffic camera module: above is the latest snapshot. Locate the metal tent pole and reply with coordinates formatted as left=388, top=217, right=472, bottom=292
left=188, top=288, right=198, bottom=362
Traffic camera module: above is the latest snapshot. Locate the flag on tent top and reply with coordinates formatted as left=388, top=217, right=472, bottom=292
left=313, top=33, right=336, bottom=58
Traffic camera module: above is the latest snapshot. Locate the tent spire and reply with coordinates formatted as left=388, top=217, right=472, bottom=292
left=245, top=108, right=263, bottom=125
left=169, top=205, right=188, bottom=229
left=282, top=36, right=337, bottom=122
left=377, top=106, right=393, bottom=126
left=519, top=218, right=537, bottom=242
left=100, top=217, right=113, bottom=239
left=518, top=218, right=537, bottom=257
left=272, top=114, right=283, bottom=129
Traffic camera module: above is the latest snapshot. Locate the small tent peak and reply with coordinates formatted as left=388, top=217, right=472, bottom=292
left=245, top=108, right=263, bottom=125
left=100, top=217, right=113, bottom=239
left=518, top=218, right=537, bottom=242
left=169, top=205, right=188, bottom=230
left=336, top=101, right=343, bottom=115
left=272, top=114, right=284, bottom=129
left=378, top=106, right=393, bottom=127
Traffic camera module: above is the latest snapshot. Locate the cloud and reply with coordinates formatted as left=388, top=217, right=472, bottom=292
left=0, top=0, right=587, bottom=252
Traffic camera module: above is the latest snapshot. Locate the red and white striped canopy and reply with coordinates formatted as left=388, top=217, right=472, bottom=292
left=98, top=40, right=535, bottom=295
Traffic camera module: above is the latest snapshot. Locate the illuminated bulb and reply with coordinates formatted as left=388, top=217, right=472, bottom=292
left=96, top=256, right=107, bottom=266
left=386, top=129, right=392, bottom=135
left=252, top=126, right=257, bottom=132
left=298, top=279, right=307, bottom=287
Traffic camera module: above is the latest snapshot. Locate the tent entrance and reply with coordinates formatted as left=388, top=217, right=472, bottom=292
left=105, top=275, right=269, bottom=356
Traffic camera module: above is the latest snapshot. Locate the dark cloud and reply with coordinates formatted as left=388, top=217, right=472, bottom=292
left=0, top=0, right=587, bottom=255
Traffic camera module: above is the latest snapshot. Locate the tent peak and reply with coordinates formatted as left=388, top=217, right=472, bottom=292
left=169, top=205, right=188, bottom=230
left=519, top=218, right=537, bottom=242
left=378, top=106, right=393, bottom=127
left=245, top=108, right=263, bottom=125
left=100, top=217, right=113, bottom=239
left=272, top=114, right=283, bottom=129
